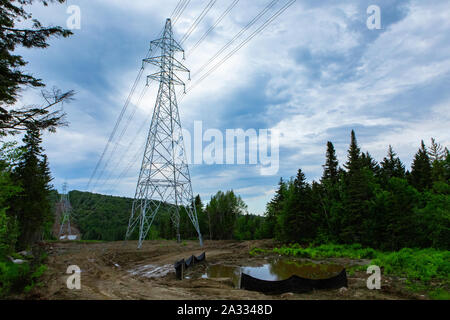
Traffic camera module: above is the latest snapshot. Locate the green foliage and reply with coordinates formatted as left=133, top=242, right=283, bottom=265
left=0, top=208, right=19, bottom=256
left=262, top=178, right=287, bottom=239
left=409, top=140, right=432, bottom=192
left=234, top=214, right=265, bottom=240
left=414, top=185, right=450, bottom=249
left=429, top=288, right=450, bottom=300
left=380, top=145, right=405, bottom=183
left=70, top=191, right=134, bottom=241
left=70, top=190, right=259, bottom=241
left=271, top=243, right=378, bottom=259
left=9, top=126, right=54, bottom=249
left=0, top=257, right=48, bottom=298
left=276, top=169, right=316, bottom=243
left=249, top=247, right=267, bottom=256
left=372, top=248, right=449, bottom=283
left=0, top=260, right=30, bottom=298
left=264, top=131, right=449, bottom=251
left=0, top=141, right=22, bottom=256
left=321, top=141, right=339, bottom=183
left=205, top=190, right=248, bottom=240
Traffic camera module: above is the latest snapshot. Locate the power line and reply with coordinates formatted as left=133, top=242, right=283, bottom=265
left=173, top=0, right=191, bottom=26
left=188, top=0, right=296, bottom=93
left=179, top=0, right=217, bottom=45
left=186, top=0, right=240, bottom=58
left=192, top=0, right=280, bottom=78
left=96, top=109, right=152, bottom=192
left=86, top=65, right=145, bottom=190
left=170, top=0, right=185, bottom=20
left=90, top=83, right=150, bottom=192
left=176, top=0, right=282, bottom=101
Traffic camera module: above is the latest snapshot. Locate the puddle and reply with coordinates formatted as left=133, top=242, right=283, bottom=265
left=128, top=264, right=173, bottom=278
left=200, top=259, right=343, bottom=288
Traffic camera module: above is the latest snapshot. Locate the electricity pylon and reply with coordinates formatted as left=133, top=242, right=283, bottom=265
left=58, top=183, right=72, bottom=237
left=126, top=18, right=203, bottom=249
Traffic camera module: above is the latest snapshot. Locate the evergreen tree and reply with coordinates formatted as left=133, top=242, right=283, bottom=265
left=428, top=138, right=447, bottom=183
left=0, top=142, right=22, bottom=255
left=341, top=130, right=371, bottom=244
left=277, top=169, right=315, bottom=243
left=380, top=145, right=406, bottom=183
left=361, top=151, right=381, bottom=177
left=10, top=126, right=53, bottom=249
left=321, top=141, right=339, bottom=184
left=263, top=178, right=286, bottom=238
left=410, top=140, right=432, bottom=191
left=344, top=130, right=362, bottom=173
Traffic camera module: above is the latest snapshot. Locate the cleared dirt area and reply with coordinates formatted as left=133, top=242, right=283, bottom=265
left=24, top=240, right=424, bottom=300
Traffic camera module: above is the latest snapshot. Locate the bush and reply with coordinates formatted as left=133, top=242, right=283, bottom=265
left=372, top=248, right=450, bottom=282
left=0, top=260, right=31, bottom=297
left=0, top=254, right=48, bottom=298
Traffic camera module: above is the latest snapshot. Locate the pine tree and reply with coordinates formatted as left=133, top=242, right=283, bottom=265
left=361, top=151, right=380, bottom=177
left=344, top=130, right=362, bottom=173
left=380, top=145, right=405, bottom=183
left=10, top=125, right=53, bottom=249
left=428, top=138, right=446, bottom=162
left=341, top=130, right=371, bottom=244
left=321, top=141, right=339, bottom=184
left=409, top=140, right=432, bottom=191
left=278, top=169, right=315, bottom=243
left=264, top=178, right=287, bottom=238
left=428, top=138, right=446, bottom=183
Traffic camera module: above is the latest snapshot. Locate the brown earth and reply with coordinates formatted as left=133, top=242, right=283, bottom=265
left=23, top=240, right=424, bottom=300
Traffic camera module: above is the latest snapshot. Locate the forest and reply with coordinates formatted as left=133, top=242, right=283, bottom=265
left=262, top=132, right=449, bottom=251
left=67, top=131, right=449, bottom=253
left=69, top=189, right=264, bottom=242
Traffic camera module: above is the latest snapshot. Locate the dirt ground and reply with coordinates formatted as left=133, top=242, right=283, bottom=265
left=23, top=240, right=425, bottom=300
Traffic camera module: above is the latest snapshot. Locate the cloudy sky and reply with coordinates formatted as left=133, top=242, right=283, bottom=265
left=14, top=0, right=450, bottom=214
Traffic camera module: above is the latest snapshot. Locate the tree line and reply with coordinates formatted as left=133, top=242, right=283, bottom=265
left=261, top=131, right=449, bottom=251
left=68, top=190, right=264, bottom=242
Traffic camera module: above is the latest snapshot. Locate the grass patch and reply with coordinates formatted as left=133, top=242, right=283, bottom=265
left=271, top=243, right=378, bottom=259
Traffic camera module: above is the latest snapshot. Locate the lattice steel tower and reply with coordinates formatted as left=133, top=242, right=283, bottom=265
left=58, top=183, right=72, bottom=237
left=126, top=19, right=203, bottom=249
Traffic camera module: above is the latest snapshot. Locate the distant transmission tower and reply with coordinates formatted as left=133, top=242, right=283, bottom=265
left=58, top=183, right=72, bottom=237
left=126, top=19, right=203, bottom=248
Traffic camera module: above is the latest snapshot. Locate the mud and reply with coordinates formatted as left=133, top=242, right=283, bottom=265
left=22, top=240, right=423, bottom=300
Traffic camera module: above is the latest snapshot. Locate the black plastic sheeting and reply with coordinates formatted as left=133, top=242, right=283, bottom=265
left=240, top=268, right=348, bottom=294
left=175, top=252, right=206, bottom=280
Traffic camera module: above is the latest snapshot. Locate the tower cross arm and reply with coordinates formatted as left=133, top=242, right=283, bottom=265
left=146, top=73, right=186, bottom=88
left=150, top=37, right=184, bottom=53
left=172, top=57, right=190, bottom=73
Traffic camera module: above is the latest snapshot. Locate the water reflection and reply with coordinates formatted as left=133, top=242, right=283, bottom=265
left=200, top=259, right=343, bottom=288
